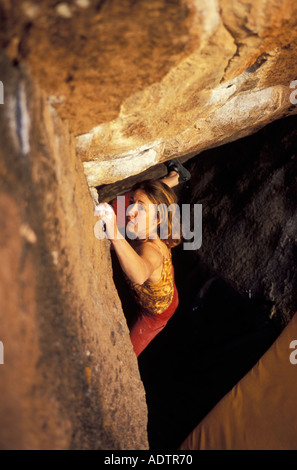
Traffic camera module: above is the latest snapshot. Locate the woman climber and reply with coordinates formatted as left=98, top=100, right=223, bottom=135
left=95, top=159, right=191, bottom=357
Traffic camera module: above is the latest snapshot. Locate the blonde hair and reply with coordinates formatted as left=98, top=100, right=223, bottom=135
left=131, top=179, right=181, bottom=248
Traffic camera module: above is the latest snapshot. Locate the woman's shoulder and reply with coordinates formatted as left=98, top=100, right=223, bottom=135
left=145, top=239, right=171, bottom=260
left=131, top=239, right=165, bottom=257
left=133, top=240, right=160, bottom=255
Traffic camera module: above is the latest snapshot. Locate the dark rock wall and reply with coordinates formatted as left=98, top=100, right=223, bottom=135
left=185, top=114, right=297, bottom=327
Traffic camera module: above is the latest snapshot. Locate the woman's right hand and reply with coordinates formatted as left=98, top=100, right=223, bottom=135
left=94, top=203, right=123, bottom=240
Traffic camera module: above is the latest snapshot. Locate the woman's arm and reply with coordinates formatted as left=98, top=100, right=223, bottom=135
left=94, top=203, right=162, bottom=285
left=160, top=171, right=179, bottom=188
left=112, top=238, right=162, bottom=285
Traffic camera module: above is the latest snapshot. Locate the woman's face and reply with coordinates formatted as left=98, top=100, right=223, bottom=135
left=126, top=190, right=158, bottom=240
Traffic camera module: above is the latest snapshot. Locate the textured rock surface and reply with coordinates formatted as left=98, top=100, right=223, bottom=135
left=0, top=54, right=148, bottom=450
left=76, top=0, right=297, bottom=186
left=185, top=114, right=297, bottom=326
left=2, top=1, right=297, bottom=187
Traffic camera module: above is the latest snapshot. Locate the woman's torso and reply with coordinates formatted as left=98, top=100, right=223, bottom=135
left=126, top=239, right=175, bottom=316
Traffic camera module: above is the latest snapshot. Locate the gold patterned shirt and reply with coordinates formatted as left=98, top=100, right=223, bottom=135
left=125, top=254, right=174, bottom=316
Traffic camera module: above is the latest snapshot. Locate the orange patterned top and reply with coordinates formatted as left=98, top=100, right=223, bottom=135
left=126, top=253, right=174, bottom=316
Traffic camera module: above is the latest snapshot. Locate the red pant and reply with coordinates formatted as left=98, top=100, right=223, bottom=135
left=129, top=281, right=179, bottom=357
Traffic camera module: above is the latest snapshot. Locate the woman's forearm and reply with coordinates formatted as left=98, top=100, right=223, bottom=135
left=160, top=171, right=179, bottom=188
left=111, top=238, right=151, bottom=285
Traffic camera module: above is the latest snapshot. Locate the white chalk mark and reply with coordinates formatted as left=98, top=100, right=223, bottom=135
left=16, top=82, right=31, bottom=155
left=83, top=141, right=162, bottom=187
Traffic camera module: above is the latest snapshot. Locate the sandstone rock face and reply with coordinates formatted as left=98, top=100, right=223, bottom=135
left=0, top=55, right=148, bottom=450
left=2, top=1, right=297, bottom=187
